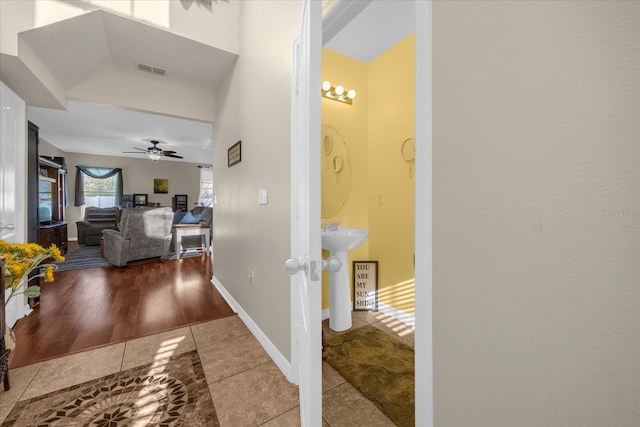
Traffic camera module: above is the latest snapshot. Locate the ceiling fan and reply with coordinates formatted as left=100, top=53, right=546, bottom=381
left=123, top=140, right=183, bottom=161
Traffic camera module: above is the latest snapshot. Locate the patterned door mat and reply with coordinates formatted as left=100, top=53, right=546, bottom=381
left=1, top=351, right=219, bottom=426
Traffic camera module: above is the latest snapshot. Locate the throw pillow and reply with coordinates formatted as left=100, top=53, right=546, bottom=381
left=173, top=211, right=187, bottom=224
left=179, top=211, right=203, bottom=224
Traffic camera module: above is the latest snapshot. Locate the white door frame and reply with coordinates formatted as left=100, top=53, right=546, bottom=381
left=414, top=1, right=434, bottom=425
left=290, top=0, right=434, bottom=425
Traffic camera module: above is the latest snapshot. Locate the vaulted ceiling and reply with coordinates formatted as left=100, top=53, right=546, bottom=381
left=2, top=1, right=414, bottom=164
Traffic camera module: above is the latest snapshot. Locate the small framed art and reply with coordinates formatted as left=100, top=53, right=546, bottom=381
left=228, top=140, right=241, bottom=167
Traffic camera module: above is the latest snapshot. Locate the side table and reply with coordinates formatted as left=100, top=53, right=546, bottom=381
left=173, top=225, right=210, bottom=259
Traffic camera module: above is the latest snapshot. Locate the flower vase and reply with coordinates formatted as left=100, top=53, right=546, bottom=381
left=2, top=322, right=15, bottom=392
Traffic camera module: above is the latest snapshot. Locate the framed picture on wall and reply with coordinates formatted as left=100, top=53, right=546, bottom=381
left=154, top=178, right=168, bottom=194
left=228, top=140, right=241, bottom=167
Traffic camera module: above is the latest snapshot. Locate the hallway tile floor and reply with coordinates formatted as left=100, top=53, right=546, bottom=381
left=1, top=311, right=412, bottom=426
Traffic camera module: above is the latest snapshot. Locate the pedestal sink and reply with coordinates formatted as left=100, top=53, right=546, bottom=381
left=322, top=227, right=368, bottom=331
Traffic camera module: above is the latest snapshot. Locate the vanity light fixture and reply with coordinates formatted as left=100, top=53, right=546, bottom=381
left=322, top=80, right=356, bottom=105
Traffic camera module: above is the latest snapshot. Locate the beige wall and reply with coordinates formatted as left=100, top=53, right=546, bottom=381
left=212, top=0, right=301, bottom=361
left=433, top=1, right=639, bottom=425
left=40, top=138, right=201, bottom=240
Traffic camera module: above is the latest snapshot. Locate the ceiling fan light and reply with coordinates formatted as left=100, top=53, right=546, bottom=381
left=148, top=152, right=162, bottom=161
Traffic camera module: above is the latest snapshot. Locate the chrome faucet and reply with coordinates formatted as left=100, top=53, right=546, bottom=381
left=329, top=222, right=340, bottom=231
left=321, top=222, right=329, bottom=232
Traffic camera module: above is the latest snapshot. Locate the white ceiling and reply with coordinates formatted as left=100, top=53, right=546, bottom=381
left=24, top=1, right=414, bottom=164
left=29, top=100, right=213, bottom=164
left=325, top=0, right=415, bottom=63
left=19, top=9, right=231, bottom=164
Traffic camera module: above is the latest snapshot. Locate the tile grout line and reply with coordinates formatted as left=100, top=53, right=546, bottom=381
left=120, top=340, right=128, bottom=372
left=0, top=360, right=44, bottom=421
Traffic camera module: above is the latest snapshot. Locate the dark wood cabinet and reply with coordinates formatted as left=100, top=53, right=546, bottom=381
left=39, top=222, right=68, bottom=255
left=38, top=158, right=65, bottom=223
left=173, top=194, right=188, bottom=211
left=28, top=122, right=40, bottom=244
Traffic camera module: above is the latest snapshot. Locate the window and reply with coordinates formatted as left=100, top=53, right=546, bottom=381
left=198, top=167, right=213, bottom=207
left=75, top=166, right=123, bottom=208
left=84, top=174, right=117, bottom=207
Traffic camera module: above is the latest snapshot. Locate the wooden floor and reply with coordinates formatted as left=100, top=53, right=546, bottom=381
left=9, top=243, right=234, bottom=368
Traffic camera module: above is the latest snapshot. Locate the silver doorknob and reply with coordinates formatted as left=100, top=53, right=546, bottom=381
left=0, top=223, right=15, bottom=231
left=285, top=257, right=307, bottom=275
left=322, top=256, right=341, bottom=273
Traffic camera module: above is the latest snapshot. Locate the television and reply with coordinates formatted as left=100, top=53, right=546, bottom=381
left=38, top=177, right=55, bottom=224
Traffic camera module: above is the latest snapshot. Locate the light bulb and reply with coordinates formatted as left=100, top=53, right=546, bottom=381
left=322, top=81, right=331, bottom=92
left=347, top=89, right=356, bottom=99
left=335, top=85, right=344, bottom=96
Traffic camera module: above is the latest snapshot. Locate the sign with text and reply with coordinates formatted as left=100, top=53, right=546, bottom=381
left=353, top=261, right=378, bottom=311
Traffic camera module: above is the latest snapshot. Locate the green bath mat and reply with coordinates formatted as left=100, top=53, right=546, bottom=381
left=324, top=325, right=415, bottom=427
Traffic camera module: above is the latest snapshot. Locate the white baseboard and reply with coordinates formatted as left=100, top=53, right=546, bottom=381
left=210, top=277, right=414, bottom=385
left=211, top=275, right=294, bottom=382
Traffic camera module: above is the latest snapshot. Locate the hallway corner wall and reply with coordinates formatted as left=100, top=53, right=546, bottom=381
left=211, top=0, right=301, bottom=362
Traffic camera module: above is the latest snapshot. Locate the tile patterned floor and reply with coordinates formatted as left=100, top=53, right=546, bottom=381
left=2, top=351, right=217, bottom=426
left=1, top=312, right=413, bottom=426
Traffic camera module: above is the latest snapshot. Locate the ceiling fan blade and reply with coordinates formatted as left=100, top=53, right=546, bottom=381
left=164, top=154, right=184, bottom=159
left=132, top=147, right=147, bottom=152
left=123, top=151, right=146, bottom=154
left=161, top=150, right=177, bottom=154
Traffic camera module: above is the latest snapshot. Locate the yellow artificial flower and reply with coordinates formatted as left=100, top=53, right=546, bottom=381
left=50, top=244, right=65, bottom=262
left=44, top=265, right=55, bottom=282
left=1, top=239, right=63, bottom=304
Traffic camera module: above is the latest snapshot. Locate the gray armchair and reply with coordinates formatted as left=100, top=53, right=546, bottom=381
left=76, top=207, right=121, bottom=246
left=102, top=207, right=174, bottom=267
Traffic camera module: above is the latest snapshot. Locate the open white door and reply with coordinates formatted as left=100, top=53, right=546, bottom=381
left=286, top=0, right=323, bottom=425
left=1, top=80, right=28, bottom=327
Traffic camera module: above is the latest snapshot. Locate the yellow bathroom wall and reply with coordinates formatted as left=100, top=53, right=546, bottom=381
left=321, top=36, right=415, bottom=315
left=321, top=48, right=369, bottom=309
left=367, top=35, right=415, bottom=315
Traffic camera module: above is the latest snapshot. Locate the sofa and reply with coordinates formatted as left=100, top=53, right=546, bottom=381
left=102, top=207, right=174, bottom=266
left=76, top=207, right=122, bottom=246
left=171, top=206, right=213, bottom=254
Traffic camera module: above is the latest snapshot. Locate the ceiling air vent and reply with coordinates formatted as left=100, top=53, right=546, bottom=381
left=137, top=62, right=166, bottom=76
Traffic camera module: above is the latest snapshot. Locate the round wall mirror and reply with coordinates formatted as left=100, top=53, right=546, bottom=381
left=321, top=124, right=351, bottom=218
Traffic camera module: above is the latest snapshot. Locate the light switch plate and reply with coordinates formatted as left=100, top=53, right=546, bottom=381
left=258, top=188, right=268, bottom=205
